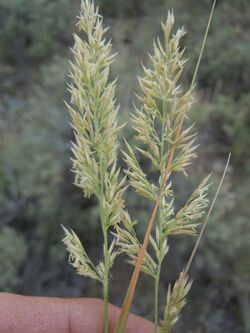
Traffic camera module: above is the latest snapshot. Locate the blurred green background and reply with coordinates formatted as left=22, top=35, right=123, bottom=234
left=0, top=0, right=249, bottom=332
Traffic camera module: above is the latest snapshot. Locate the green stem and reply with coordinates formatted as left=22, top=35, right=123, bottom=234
left=103, top=229, right=109, bottom=333
left=154, top=204, right=164, bottom=332
left=99, top=159, right=109, bottom=333
left=154, top=271, right=160, bottom=332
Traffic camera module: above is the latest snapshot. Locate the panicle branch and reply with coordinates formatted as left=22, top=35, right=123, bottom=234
left=62, top=226, right=102, bottom=281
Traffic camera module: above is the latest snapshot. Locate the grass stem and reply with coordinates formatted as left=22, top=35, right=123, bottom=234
left=154, top=275, right=160, bottom=332
left=99, top=159, right=109, bottom=333
left=103, top=230, right=109, bottom=333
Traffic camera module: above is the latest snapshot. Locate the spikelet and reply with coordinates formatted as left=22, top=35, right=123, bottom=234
left=102, top=163, right=128, bottom=229
left=123, top=141, right=158, bottom=201
left=159, top=272, right=192, bottom=333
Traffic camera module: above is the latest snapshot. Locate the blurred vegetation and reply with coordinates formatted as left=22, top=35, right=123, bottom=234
left=0, top=0, right=249, bottom=332
left=0, top=0, right=72, bottom=63
left=0, top=226, right=27, bottom=291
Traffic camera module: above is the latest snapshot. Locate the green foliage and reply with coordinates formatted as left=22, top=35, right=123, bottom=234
left=99, top=0, right=159, bottom=17
left=0, top=57, right=69, bottom=225
left=191, top=94, right=250, bottom=164
left=189, top=26, right=250, bottom=96
left=0, top=0, right=71, bottom=63
left=0, top=226, right=27, bottom=291
left=194, top=177, right=250, bottom=333
left=164, top=0, right=250, bottom=99
left=211, top=95, right=250, bottom=162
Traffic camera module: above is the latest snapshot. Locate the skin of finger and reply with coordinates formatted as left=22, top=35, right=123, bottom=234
left=0, top=293, right=153, bottom=333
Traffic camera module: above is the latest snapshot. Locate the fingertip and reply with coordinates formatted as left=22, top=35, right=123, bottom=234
left=0, top=294, right=153, bottom=333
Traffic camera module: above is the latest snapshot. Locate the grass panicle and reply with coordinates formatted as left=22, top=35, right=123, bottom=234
left=62, top=2, right=229, bottom=333
left=115, top=2, right=217, bottom=332
left=62, top=1, right=127, bottom=332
